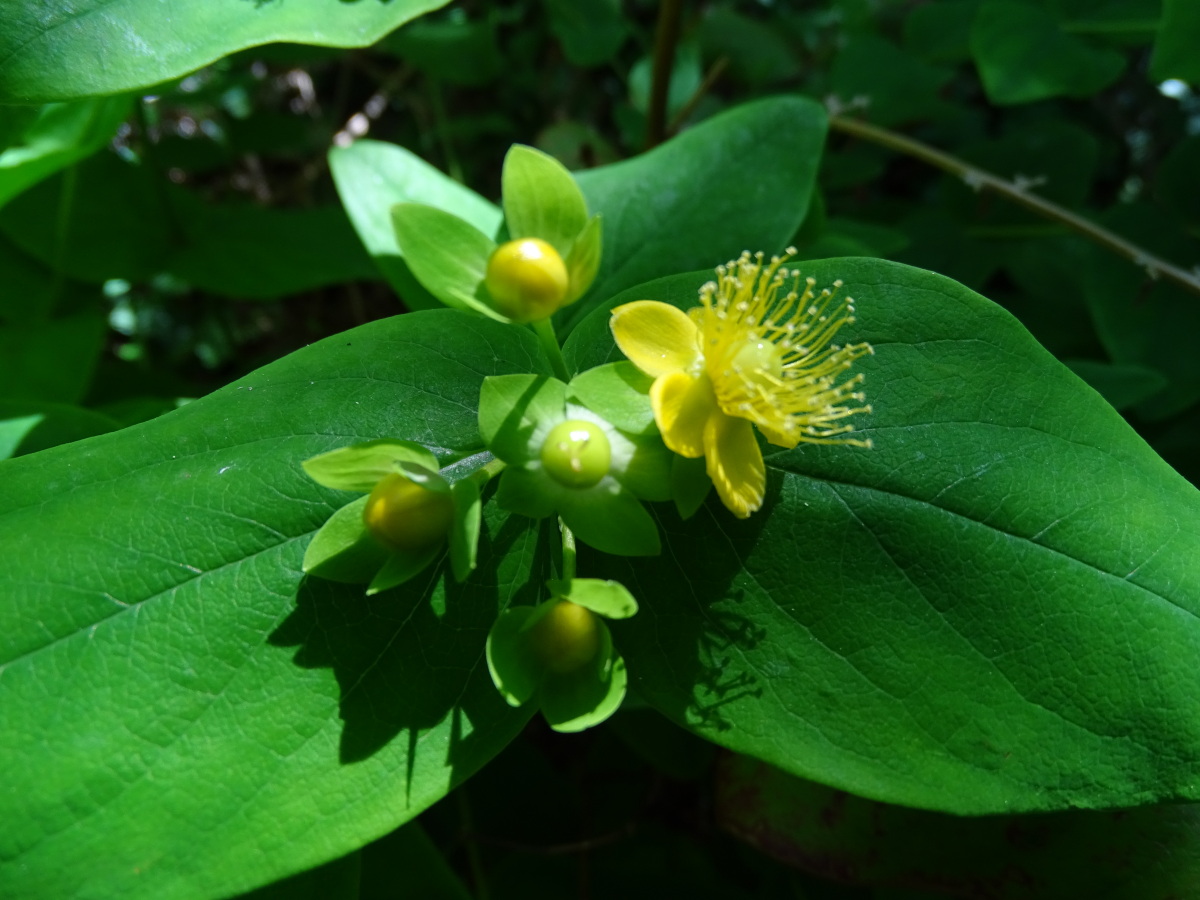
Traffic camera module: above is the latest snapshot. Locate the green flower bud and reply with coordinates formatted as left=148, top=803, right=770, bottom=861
left=485, top=238, right=570, bottom=323
left=528, top=600, right=601, bottom=674
left=362, top=473, right=453, bottom=553
left=540, top=419, right=611, bottom=489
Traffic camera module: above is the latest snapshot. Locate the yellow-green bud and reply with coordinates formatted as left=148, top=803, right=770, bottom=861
left=363, top=473, right=453, bottom=552
left=529, top=601, right=601, bottom=674
left=540, top=419, right=610, bottom=489
left=485, top=238, right=570, bottom=323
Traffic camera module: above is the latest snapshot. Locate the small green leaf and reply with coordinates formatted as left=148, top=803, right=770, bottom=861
left=616, top=431, right=673, bottom=503
left=569, top=362, right=656, bottom=435
left=392, top=203, right=501, bottom=319
left=0, top=96, right=131, bottom=209
left=564, top=214, right=603, bottom=304
left=542, top=0, right=628, bottom=67
left=554, top=578, right=639, bottom=619
left=557, top=485, right=661, bottom=557
left=542, top=630, right=628, bottom=733
left=366, top=544, right=443, bottom=595
left=450, top=479, right=482, bottom=582
left=501, top=145, right=590, bottom=260
left=398, top=463, right=451, bottom=493
left=329, top=139, right=501, bottom=309
left=302, top=496, right=382, bottom=584
left=486, top=606, right=542, bottom=706
left=1150, top=0, right=1200, bottom=83
left=971, top=0, right=1125, bottom=104
left=478, top=374, right=567, bottom=464
left=670, top=453, right=711, bottom=520
left=830, top=35, right=955, bottom=126
left=302, top=440, right=440, bottom=493
left=494, top=468, right=558, bottom=520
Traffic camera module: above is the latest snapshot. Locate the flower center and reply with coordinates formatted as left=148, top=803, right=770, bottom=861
left=528, top=600, right=601, bottom=673
left=540, top=419, right=611, bottom=489
left=363, top=473, right=454, bottom=552
left=729, top=334, right=785, bottom=386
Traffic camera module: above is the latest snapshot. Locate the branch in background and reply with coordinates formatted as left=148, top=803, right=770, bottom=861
left=667, top=55, right=728, bottom=136
left=645, top=0, right=684, bottom=150
left=828, top=112, right=1200, bottom=300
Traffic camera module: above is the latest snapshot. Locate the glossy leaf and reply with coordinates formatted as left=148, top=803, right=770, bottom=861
left=0, top=309, right=548, bottom=899
left=566, top=96, right=826, bottom=332
left=0, top=0, right=454, bottom=103
left=329, top=139, right=501, bottom=310
left=568, top=362, right=656, bottom=436
left=567, top=258, right=1200, bottom=815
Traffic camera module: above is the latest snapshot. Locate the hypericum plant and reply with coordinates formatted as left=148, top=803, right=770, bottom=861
left=298, top=153, right=875, bottom=728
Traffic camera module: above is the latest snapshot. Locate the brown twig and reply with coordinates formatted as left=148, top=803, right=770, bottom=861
left=828, top=112, right=1200, bottom=299
left=667, top=55, right=729, bottom=136
left=645, top=0, right=684, bottom=150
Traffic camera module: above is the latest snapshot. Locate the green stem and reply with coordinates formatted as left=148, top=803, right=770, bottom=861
left=48, top=163, right=79, bottom=309
left=561, top=519, right=577, bottom=582
left=828, top=113, right=1200, bottom=300
left=532, top=318, right=571, bottom=382
left=468, top=456, right=507, bottom=487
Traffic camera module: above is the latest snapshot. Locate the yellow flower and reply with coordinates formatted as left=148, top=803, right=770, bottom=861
left=609, top=250, right=873, bottom=518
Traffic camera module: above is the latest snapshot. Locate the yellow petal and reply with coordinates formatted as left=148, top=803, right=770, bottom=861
left=650, top=371, right=716, bottom=458
left=703, top=412, right=765, bottom=519
left=610, top=300, right=701, bottom=377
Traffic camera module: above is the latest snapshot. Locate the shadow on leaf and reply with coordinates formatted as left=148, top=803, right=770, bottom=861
left=268, top=498, right=543, bottom=788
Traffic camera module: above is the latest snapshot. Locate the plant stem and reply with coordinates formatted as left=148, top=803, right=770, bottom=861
left=469, top=456, right=507, bottom=487
left=827, top=114, right=1200, bottom=300
left=48, top=162, right=79, bottom=309
left=561, top=519, right=577, bottom=582
left=646, top=0, right=684, bottom=150
left=456, top=787, right=490, bottom=900
left=532, top=318, right=571, bottom=382
left=667, top=55, right=728, bottom=136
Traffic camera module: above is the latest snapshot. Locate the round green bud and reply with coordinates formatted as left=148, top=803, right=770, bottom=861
left=485, top=238, right=570, bottom=323
left=363, top=473, right=453, bottom=552
left=529, top=601, right=601, bottom=674
left=540, top=419, right=611, bottom=489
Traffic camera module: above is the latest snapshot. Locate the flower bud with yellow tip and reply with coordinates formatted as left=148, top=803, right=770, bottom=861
left=362, top=472, right=454, bottom=553
left=485, top=238, right=570, bottom=323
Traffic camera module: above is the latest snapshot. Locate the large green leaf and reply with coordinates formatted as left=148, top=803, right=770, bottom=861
left=0, top=309, right=106, bottom=403
left=565, top=96, right=826, bottom=331
left=0, top=310, right=548, bottom=899
left=1, top=151, right=377, bottom=297
left=565, top=258, right=1200, bottom=815
left=717, top=753, right=1200, bottom=898
left=0, top=0, right=453, bottom=103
